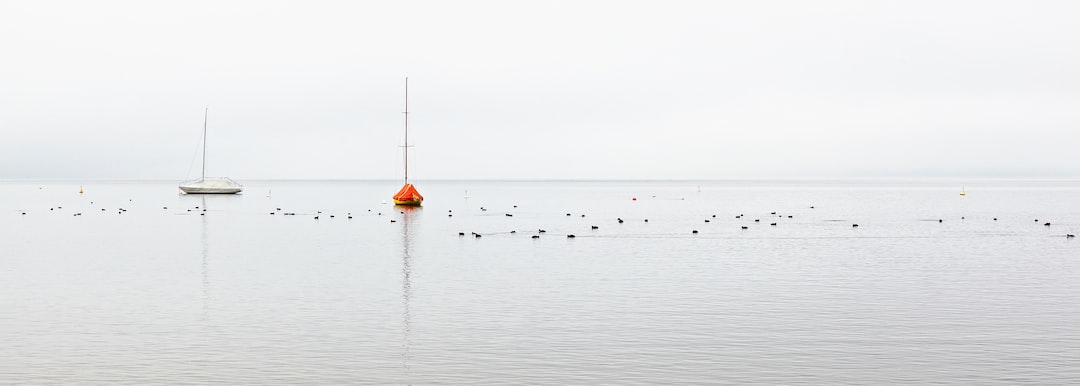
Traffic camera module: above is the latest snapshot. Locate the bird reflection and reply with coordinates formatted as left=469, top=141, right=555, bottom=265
left=400, top=205, right=420, bottom=375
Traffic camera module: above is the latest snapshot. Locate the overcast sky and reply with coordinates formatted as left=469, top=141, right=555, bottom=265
left=1, top=0, right=1078, bottom=180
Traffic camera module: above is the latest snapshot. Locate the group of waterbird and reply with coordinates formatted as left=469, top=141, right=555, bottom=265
left=11, top=194, right=1077, bottom=240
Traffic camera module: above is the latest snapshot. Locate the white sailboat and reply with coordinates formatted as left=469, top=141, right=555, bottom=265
left=179, top=107, right=242, bottom=194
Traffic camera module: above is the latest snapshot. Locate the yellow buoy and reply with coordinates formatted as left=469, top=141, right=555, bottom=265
left=960, top=187, right=965, bottom=196
left=79, top=186, right=84, bottom=194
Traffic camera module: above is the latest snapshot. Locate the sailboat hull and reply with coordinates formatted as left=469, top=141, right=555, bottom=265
left=179, top=178, right=243, bottom=194
left=393, top=183, right=423, bottom=206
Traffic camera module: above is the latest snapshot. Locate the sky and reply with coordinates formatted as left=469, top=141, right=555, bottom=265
left=1, top=0, right=1078, bottom=180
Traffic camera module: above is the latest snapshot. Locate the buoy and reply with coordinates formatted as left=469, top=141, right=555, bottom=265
left=632, top=197, right=637, bottom=201
left=692, top=230, right=698, bottom=234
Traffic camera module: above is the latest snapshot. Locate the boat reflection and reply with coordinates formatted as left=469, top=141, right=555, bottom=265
left=399, top=205, right=420, bottom=375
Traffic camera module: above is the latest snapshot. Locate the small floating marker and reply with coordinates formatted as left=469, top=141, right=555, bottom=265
left=644, top=219, right=648, bottom=222
left=79, top=186, right=83, bottom=194
left=581, top=214, right=586, bottom=218
left=163, top=207, right=167, bottom=209
left=993, top=218, right=997, bottom=221
left=961, top=216, right=965, bottom=220
left=50, top=208, right=54, bottom=211
left=101, top=209, right=105, bottom=211
left=513, top=205, right=518, bottom=208
left=939, top=219, right=943, bottom=223
left=712, top=214, right=716, bottom=218
left=21, top=212, right=26, bottom=215
left=200, top=213, right=205, bottom=216
left=632, top=197, right=637, bottom=201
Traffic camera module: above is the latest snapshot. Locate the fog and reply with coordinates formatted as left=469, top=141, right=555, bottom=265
left=2, top=0, right=1078, bottom=180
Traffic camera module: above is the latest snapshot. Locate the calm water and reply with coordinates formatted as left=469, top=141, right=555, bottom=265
left=2, top=179, right=1079, bottom=384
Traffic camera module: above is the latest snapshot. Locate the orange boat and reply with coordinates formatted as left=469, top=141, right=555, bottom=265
left=393, top=77, right=423, bottom=206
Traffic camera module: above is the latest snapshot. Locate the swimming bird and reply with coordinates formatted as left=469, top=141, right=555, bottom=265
left=692, top=230, right=699, bottom=234
left=348, top=215, right=353, bottom=219
left=475, top=234, right=482, bottom=238
left=567, top=234, right=576, bottom=238
left=618, top=218, right=624, bottom=223
left=993, top=218, right=997, bottom=221
left=330, top=215, right=335, bottom=218
left=591, top=226, right=598, bottom=230
left=1044, top=222, right=1051, bottom=226
left=505, top=213, right=513, bottom=217
left=531, top=235, right=540, bottom=239
left=754, top=219, right=760, bottom=222
left=511, top=230, right=517, bottom=234
left=712, top=214, right=716, bottom=218
left=644, top=219, right=648, bottom=222
left=770, top=223, right=777, bottom=226
left=581, top=214, right=586, bottom=218
left=539, top=229, right=547, bottom=233
left=459, top=232, right=465, bottom=236
left=390, top=219, right=396, bottom=223
left=270, top=212, right=275, bottom=215
left=314, top=216, right=319, bottom=220
left=852, top=224, right=859, bottom=228
left=787, top=215, right=793, bottom=218
left=1067, top=234, right=1075, bottom=238
left=162, top=207, right=167, bottom=210
left=566, top=213, right=571, bottom=216
left=770, top=212, right=776, bottom=215
left=939, top=219, right=943, bottom=223
left=704, top=219, right=710, bottom=223
left=741, top=226, right=748, bottom=230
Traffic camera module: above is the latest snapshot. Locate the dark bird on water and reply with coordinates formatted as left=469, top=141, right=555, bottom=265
left=459, top=232, right=465, bottom=236
left=939, top=219, right=943, bottom=223
left=704, top=219, right=710, bottom=223
left=566, top=213, right=571, bottom=216
left=692, top=230, right=699, bottom=234
left=591, top=226, right=598, bottom=230
left=390, top=219, right=396, bottom=223
left=567, top=234, right=576, bottom=238
left=770, top=212, right=776, bottom=215
left=618, top=218, right=624, bottom=223
left=770, top=223, right=777, bottom=226
left=1044, top=222, right=1051, bottom=226
left=539, top=229, right=547, bottom=233
left=754, top=219, right=760, bottom=222
left=852, top=224, right=859, bottom=228
left=531, top=235, right=540, bottom=239
left=741, top=226, right=748, bottom=230
left=1067, top=234, right=1075, bottom=238
left=505, top=213, right=513, bottom=217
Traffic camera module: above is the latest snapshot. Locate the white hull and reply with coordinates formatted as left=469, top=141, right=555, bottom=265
left=179, top=178, right=242, bottom=194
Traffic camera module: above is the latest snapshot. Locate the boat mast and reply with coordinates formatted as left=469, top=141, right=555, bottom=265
left=202, top=106, right=208, bottom=181
left=403, top=77, right=409, bottom=185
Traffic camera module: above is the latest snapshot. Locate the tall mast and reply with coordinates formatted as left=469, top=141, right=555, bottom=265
left=202, top=106, right=208, bottom=180
left=403, top=77, right=409, bottom=184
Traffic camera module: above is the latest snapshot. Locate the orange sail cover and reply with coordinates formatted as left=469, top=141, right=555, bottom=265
left=393, top=183, right=424, bottom=206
